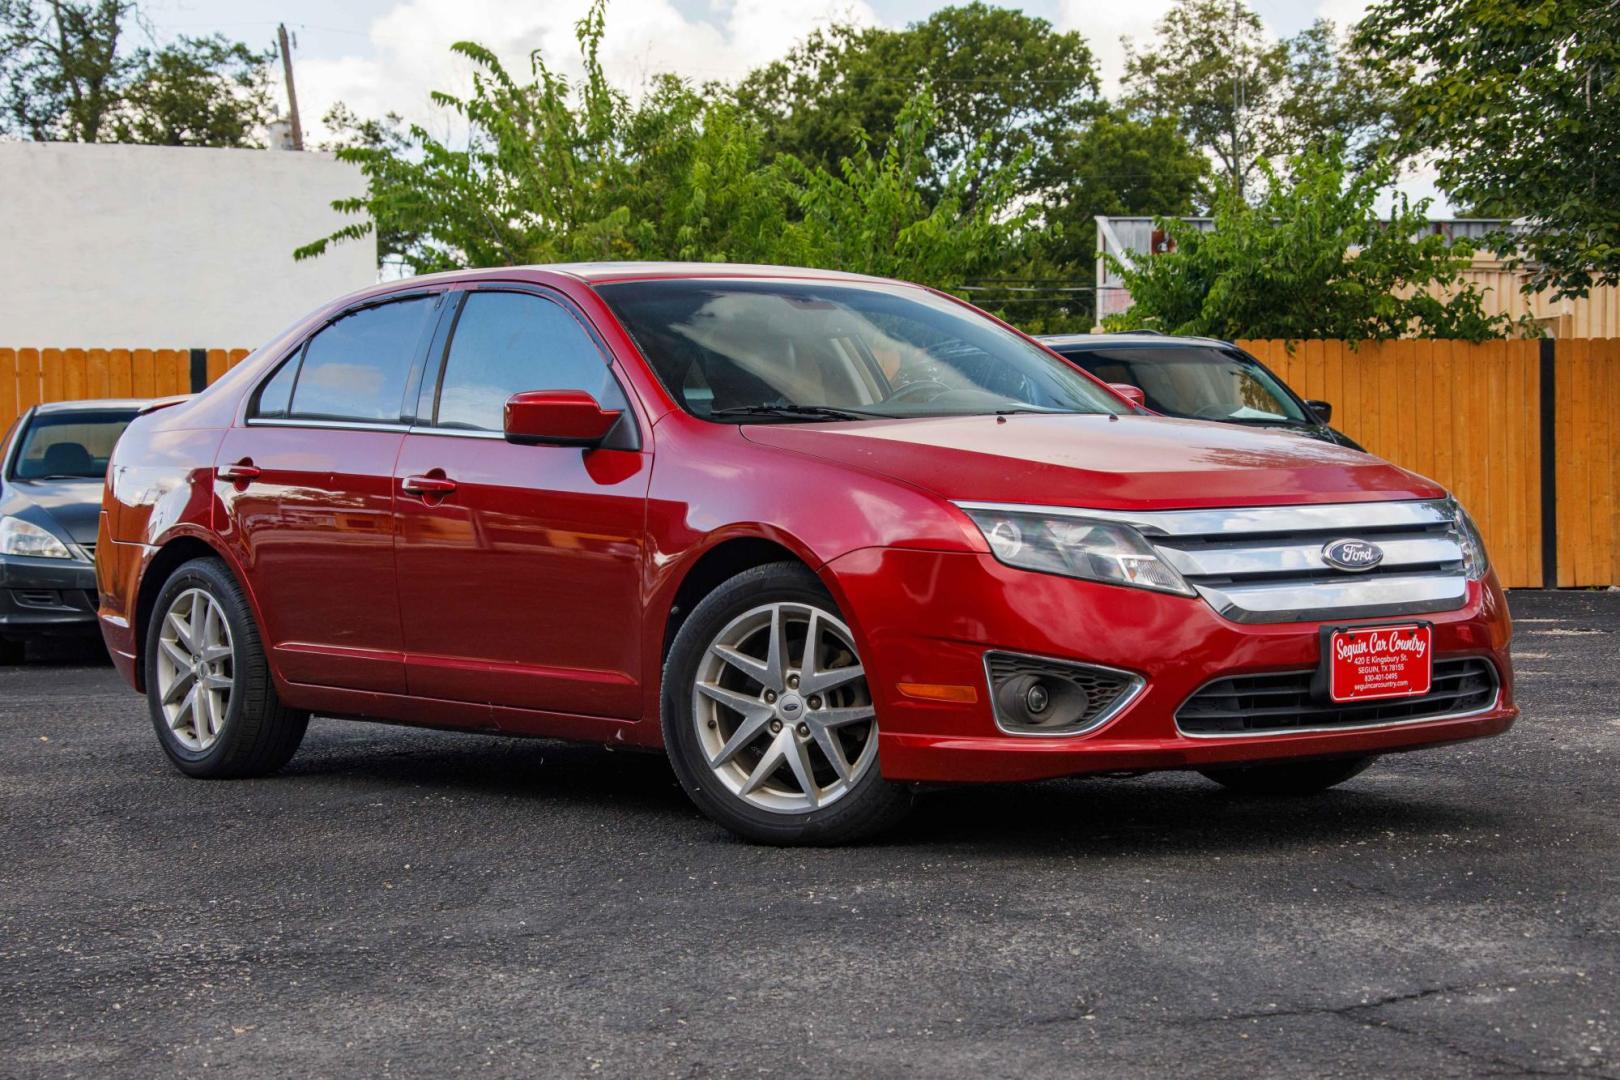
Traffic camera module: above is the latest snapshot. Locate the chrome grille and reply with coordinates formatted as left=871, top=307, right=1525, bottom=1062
left=1176, top=658, right=1499, bottom=736
left=997, top=499, right=1467, bottom=624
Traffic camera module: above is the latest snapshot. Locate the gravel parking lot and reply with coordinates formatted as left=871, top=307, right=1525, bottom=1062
left=1, top=590, right=1616, bottom=1078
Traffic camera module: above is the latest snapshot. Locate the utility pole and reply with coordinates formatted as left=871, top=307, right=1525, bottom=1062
left=277, top=23, right=304, bottom=151
left=1229, top=1, right=1238, bottom=200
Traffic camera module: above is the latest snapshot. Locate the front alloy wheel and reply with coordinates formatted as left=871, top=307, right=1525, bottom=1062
left=694, top=602, right=877, bottom=813
left=663, top=562, right=911, bottom=844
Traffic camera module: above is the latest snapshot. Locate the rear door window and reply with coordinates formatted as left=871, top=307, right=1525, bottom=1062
left=430, top=291, right=627, bottom=432
left=279, top=297, right=438, bottom=423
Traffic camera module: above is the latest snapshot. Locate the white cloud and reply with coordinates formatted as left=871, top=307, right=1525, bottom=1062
left=294, top=0, right=879, bottom=142
left=1314, top=0, right=1371, bottom=30
left=1058, top=0, right=1176, bottom=93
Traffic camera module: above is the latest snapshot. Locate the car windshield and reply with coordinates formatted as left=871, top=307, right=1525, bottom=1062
left=10, top=409, right=138, bottom=480
left=1060, top=346, right=1311, bottom=424
left=597, top=279, right=1126, bottom=421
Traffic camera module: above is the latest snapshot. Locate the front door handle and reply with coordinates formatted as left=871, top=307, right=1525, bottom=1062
left=219, top=460, right=261, bottom=483
left=402, top=474, right=458, bottom=497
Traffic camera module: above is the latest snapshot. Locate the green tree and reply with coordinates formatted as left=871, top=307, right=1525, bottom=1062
left=316, top=103, right=426, bottom=275
left=298, top=13, right=793, bottom=273
left=1280, top=20, right=1407, bottom=168
left=110, top=34, right=276, bottom=146
left=960, top=110, right=1209, bottom=334
left=736, top=3, right=1101, bottom=206
left=1358, top=0, right=1620, bottom=299
left=1044, top=107, right=1209, bottom=271
left=0, top=0, right=132, bottom=140
left=0, top=0, right=276, bottom=146
left=1122, top=1, right=1397, bottom=198
left=1104, top=147, right=1522, bottom=342
left=297, top=3, right=1038, bottom=296
left=781, top=90, right=1039, bottom=288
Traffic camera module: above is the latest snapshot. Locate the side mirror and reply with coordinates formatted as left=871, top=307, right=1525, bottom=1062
left=503, top=390, right=622, bottom=447
left=1109, top=383, right=1147, bottom=409
left=1303, top=399, right=1333, bottom=424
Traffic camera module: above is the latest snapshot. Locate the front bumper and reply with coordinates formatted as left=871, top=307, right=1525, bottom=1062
left=0, top=554, right=101, bottom=638
left=826, top=548, right=1516, bottom=784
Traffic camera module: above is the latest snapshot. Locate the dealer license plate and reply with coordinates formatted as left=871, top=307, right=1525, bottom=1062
left=1327, top=624, right=1433, bottom=703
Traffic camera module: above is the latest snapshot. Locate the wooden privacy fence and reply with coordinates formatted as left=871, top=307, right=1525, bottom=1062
left=2, top=339, right=1617, bottom=588
left=1239, top=338, right=1620, bottom=589
left=0, top=347, right=251, bottom=434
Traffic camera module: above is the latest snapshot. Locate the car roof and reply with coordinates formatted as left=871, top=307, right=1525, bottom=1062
left=318, top=263, right=935, bottom=323
left=540, top=261, right=899, bottom=285
left=357, top=262, right=907, bottom=293
left=1038, top=333, right=1239, bottom=351
left=32, top=398, right=150, bottom=415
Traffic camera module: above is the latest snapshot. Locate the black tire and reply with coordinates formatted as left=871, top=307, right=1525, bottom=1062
left=144, top=557, right=308, bottom=778
left=0, top=636, right=25, bottom=665
left=662, top=562, right=912, bottom=845
left=1198, top=754, right=1377, bottom=796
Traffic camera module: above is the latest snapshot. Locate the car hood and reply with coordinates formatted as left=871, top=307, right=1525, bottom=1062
left=0, top=478, right=104, bottom=545
left=739, top=413, right=1442, bottom=510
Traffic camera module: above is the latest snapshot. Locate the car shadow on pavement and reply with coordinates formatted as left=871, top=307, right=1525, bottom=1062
left=275, top=723, right=1501, bottom=859
left=280, top=725, right=694, bottom=814
left=886, top=775, right=1507, bottom=859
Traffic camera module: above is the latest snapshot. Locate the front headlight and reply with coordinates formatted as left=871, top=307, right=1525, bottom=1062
left=0, top=516, right=74, bottom=559
left=962, top=507, right=1194, bottom=596
left=1445, top=496, right=1490, bottom=581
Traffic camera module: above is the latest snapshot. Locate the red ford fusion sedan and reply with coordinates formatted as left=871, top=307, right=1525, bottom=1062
left=96, top=264, right=1515, bottom=844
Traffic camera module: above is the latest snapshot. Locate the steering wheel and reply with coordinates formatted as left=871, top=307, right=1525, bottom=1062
left=886, top=379, right=953, bottom=404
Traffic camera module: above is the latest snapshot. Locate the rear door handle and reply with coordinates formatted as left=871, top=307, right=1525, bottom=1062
left=401, top=474, right=458, bottom=497
left=219, top=461, right=261, bottom=483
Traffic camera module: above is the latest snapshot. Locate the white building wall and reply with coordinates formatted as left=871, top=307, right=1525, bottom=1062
left=0, top=142, right=377, bottom=349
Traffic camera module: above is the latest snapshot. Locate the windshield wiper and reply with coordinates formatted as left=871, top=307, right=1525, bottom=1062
left=707, top=404, right=888, bottom=423
left=991, top=405, right=1077, bottom=415
left=1221, top=417, right=1312, bottom=428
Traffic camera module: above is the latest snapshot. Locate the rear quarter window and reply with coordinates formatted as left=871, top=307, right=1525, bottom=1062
left=259, top=296, right=439, bottom=424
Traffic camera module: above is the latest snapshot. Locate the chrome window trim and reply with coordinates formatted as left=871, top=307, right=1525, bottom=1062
left=1173, top=661, right=1502, bottom=740
left=403, top=426, right=506, bottom=441
left=981, top=650, right=1147, bottom=738
left=953, top=498, right=1453, bottom=537
left=244, top=418, right=410, bottom=433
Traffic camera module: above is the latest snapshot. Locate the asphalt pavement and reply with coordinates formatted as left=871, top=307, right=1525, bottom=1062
left=1, top=590, right=1616, bottom=1078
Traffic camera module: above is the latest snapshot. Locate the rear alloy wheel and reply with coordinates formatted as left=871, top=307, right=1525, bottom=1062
left=154, top=587, right=235, bottom=752
left=663, top=563, right=911, bottom=844
left=145, top=557, right=308, bottom=778
left=1198, top=755, right=1377, bottom=796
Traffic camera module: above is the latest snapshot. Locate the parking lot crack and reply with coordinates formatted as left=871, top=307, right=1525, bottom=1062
left=1184, top=976, right=1616, bottom=1079
left=1189, top=983, right=1466, bottom=1025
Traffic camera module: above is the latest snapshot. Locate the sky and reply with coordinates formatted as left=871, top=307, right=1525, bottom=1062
left=137, top=0, right=1445, bottom=208
left=139, top=0, right=1373, bottom=127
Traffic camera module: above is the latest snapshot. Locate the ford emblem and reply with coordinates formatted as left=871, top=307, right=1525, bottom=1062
left=1322, top=538, right=1384, bottom=572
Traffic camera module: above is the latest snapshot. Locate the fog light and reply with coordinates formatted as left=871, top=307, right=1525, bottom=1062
left=983, top=651, right=1145, bottom=737
left=994, top=673, right=1089, bottom=731
left=1025, top=682, right=1050, bottom=715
